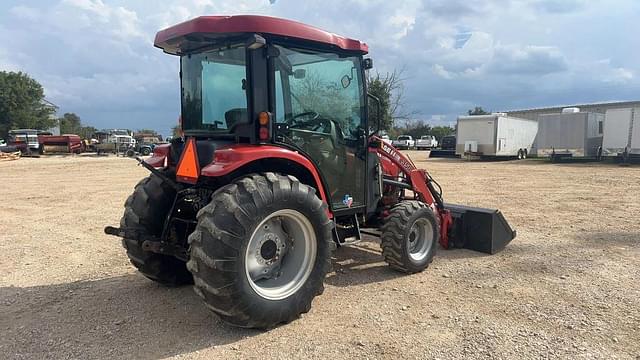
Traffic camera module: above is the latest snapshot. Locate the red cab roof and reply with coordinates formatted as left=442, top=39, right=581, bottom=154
left=154, top=15, right=368, bottom=55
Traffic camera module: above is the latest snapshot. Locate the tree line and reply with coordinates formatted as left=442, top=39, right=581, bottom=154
left=366, top=69, right=456, bottom=141
left=0, top=71, right=161, bottom=140
left=366, top=70, right=494, bottom=141
left=2, top=69, right=487, bottom=142
left=0, top=71, right=57, bottom=139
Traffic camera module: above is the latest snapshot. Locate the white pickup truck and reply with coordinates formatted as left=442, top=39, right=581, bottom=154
left=416, top=135, right=438, bottom=150
left=380, top=135, right=392, bottom=144
left=392, top=135, right=415, bottom=150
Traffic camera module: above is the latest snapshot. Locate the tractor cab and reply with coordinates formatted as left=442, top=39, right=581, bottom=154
left=155, top=15, right=373, bottom=213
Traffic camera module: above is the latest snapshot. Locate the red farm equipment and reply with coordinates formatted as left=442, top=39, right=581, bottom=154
left=38, top=134, right=83, bottom=154
left=105, top=15, right=516, bottom=329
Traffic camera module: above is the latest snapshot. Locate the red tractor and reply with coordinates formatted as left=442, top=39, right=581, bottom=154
left=106, top=15, right=515, bottom=329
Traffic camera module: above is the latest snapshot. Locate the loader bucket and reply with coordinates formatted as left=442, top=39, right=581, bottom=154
left=445, top=204, right=516, bottom=254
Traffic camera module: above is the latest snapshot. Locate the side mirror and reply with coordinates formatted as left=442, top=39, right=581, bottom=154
left=341, top=74, right=352, bottom=88
left=363, top=58, right=373, bottom=70
left=367, top=93, right=382, bottom=135
left=293, top=69, right=306, bottom=79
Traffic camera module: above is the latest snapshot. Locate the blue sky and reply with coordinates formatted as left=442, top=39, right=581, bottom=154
left=1, top=0, right=638, bottom=135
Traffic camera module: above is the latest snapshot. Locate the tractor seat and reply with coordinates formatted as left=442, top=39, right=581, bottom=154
left=224, top=108, right=248, bottom=130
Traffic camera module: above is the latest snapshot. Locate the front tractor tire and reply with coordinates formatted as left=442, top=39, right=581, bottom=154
left=187, top=173, right=333, bottom=328
left=121, top=173, right=193, bottom=286
left=380, top=201, right=438, bottom=273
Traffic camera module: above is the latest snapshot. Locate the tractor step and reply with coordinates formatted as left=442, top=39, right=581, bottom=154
left=445, top=204, right=516, bottom=254
left=334, top=213, right=362, bottom=246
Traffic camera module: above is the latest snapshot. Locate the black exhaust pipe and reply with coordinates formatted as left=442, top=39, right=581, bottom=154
left=445, top=204, right=516, bottom=254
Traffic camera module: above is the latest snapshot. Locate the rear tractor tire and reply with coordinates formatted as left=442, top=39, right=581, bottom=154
left=120, top=173, right=193, bottom=286
left=380, top=201, right=438, bottom=273
left=187, top=173, right=333, bottom=328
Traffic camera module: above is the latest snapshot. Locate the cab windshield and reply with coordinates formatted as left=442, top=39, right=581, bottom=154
left=181, top=46, right=248, bottom=133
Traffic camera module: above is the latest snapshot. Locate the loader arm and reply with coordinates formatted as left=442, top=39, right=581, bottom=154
left=371, top=136, right=454, bottom=248
left=371, top=136, right=516, bottom=253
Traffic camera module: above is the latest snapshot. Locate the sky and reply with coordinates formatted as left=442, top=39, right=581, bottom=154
left=1, top=0, right=638, bottom=135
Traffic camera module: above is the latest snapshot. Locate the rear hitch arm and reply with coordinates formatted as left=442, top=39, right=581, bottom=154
left=104, top=225, right=188, bottom=261
left=134, top=156, right=182, bottom=192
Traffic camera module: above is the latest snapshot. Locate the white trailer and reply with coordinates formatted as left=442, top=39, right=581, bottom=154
left=455, top=114, right=538, bottom=159
left=534, top=111, right=604, bottom=160
left=602, top=107, right=640, bottom=160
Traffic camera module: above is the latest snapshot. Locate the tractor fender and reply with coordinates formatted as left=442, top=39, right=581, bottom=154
left=145, top=143, right=171, bottom=167
left=201, top=145, right=331, bottom=210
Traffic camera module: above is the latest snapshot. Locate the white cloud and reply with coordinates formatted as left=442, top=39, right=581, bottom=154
left=531, top=0, right=586, bottom=14
left=0, top=47, right=20, bottom=72
left=432, top=64, right=453, bottom=79
left=0, top=0, right=638, bottom=131
left=9, top=5, right=41, bottom=21
left=487, top=45, right=568, bottom=75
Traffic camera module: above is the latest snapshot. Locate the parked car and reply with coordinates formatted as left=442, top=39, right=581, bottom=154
left=440, top=135, right=456, bottom=151
left=392, top=135, right=415, bottom=150
left=416, top=135, right=438, bottom=150
left=380, top=135, right=392, bottom=144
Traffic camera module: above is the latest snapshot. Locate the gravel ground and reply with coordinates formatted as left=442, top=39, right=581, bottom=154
left=0, top=153, right=638, bottom=359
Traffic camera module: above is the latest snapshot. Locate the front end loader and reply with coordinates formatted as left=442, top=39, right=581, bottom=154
left=105, top=15, right=516, bottom=329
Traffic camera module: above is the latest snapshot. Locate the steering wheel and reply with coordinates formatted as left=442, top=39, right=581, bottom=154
left=290, top=111, right=320, bottom=128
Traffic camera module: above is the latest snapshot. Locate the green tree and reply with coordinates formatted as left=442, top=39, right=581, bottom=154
left=59, top=113, right=82, bottom=134
left=468, top=106, right=490, bottom=115
left=59, top=112, right=97, bottom=138
left=0, top=71, right=57, bottom=139
left=430, top=125, right=456, bottom=141
left=367, top=69, right=412, bottom=132
left=404, top=120, right=432, bottom=139
left=78, top=126, right=97, bottom=139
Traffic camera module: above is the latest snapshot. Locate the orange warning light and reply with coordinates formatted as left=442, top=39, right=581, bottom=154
left=259, top=111, right=270, bottom=125
left=176, top=138, right=200, bottom=184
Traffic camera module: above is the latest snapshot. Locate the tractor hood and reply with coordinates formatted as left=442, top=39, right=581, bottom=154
left=154, top=15, right=369, bottom=55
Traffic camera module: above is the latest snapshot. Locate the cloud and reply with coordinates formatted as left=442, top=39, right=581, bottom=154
left=0, top=0, right=638, bottom=133
left=532, top=0, right=586, bottom=14
left=487, top=45, right=568, bottom=75
left=9, top=5, right=42, bottom=20
left=425, top=0, right=487, bottom=19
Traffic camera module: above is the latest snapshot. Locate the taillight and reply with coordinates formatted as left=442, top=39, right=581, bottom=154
left=259, top=127, right=269, bottom=140
left=258, top=111, right=272, bottom=141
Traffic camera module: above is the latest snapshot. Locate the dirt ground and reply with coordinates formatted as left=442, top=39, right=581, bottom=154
left=1, top=152, right=638, bottom=359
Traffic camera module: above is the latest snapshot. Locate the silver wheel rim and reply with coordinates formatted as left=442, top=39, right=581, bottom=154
left=245, top=209, right=317, bottom=300
left=407, top=218, right=433, bottom=262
